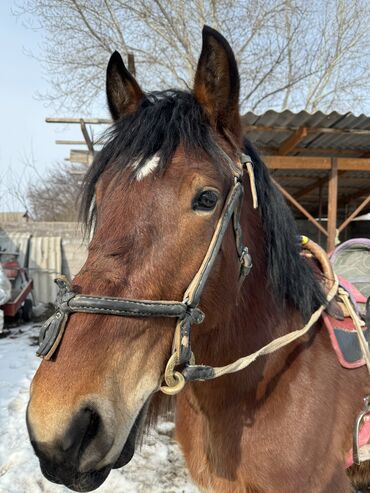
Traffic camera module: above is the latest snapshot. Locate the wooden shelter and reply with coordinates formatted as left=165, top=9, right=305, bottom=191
left=47, top=109, right=370, bottom=251
left=242, top=110, right=370, bottom=250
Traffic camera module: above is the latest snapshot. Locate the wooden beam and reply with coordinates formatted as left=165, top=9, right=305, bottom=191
left=318, top=184, right=323, bottom=244
left=338, top=195, right=370, bottom=233
left=278, top=127, right=308, bottom=155
left=264, top=155, right=370, bottom=171
left=66, top=150, right=94, bottom=165
left=292, top=147, right=368, bottom=156
left=46, top=117, right=112, bottom=124
left=69, top=169, right=87, bottom=176
left=56, top=140, right=87, bottom=145
left=80, top=119, right=94, bottom=154
left=272, top=178, right=328, bottom=236
left=243, top=122, right=370, bottom=137
left=327, top=158, right=338, bottom=252
left=265, top=156, right=331, bottom=169
left=258, top=146, right=370, bottom=157
left=56, top=139, right=104, bottom=146
left=338, top=158, right=370, bottom=171
left=127, top=53, right=136, bottom=76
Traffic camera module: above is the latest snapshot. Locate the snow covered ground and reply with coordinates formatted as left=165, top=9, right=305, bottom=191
left=0, top=324, right=197, bottom=493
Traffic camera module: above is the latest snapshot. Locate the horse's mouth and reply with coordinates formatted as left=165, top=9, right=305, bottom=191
left=40, top=461, right=111, bottom=492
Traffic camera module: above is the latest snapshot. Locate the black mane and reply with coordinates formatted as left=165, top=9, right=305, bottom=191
left=81, top=89, right=324, bottom=320
left=244, top=139, right=325, bottom=320
left=81, top=90, right=227, bottom=228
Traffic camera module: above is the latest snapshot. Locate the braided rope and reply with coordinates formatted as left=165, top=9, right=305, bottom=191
left=159, top=275, right=339, bottom=394
left=212, top=276, right=338, bottom=379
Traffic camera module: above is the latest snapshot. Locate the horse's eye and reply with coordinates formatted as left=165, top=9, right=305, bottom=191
left=192, top=190, right=219, bottom=211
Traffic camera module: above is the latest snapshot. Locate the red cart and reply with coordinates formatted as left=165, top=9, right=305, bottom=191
left=0, top=251, right=33, bottom=321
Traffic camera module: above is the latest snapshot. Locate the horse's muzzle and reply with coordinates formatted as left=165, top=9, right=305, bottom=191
left=27, top=401, right=146, bottom=491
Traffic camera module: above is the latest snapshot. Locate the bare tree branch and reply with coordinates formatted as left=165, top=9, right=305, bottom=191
left=26, top=162, right=84, bottom=221
left=15, top=0, right=370, bottom=114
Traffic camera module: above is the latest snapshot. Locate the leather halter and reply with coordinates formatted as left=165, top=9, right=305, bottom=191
left=37, top=154, right=254, bottom=394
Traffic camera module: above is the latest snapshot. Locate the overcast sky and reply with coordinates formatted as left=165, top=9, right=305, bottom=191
left=0, top=1, right=108, bottom=212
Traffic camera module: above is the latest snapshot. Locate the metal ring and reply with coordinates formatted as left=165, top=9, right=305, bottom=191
left=160, top=371, right=185, bottom=396
left=160, top=351, right=187, bottom=395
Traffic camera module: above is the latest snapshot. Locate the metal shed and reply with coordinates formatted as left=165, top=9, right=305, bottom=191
left=242, top=110, right=370, bottom=250
left=47, top=110, right=370, bottom=251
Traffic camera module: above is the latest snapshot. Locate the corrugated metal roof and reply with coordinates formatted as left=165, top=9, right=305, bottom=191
left=242, top=109, right=370, bottom=155
left=29, top=237, right=62, bottom=304
left=242, top=109, right=370, bottom=219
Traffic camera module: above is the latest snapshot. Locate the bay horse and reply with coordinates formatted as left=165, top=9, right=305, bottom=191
left=27, top=26, right=370, bottom=492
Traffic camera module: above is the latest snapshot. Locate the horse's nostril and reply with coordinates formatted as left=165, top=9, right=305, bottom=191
left=79, top=408, right=100, bottom=457
left=61, top=407, right=100, bottom=463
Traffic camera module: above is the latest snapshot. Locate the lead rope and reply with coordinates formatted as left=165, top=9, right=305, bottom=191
left=212, top=276, right=338, bottom=379
left=160, top=277, right=339, bottom=395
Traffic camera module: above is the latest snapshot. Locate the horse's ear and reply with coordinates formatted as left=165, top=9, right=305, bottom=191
left=106, top=51, right=144, bottom=121
left=193, top=26, right=241, bottom=137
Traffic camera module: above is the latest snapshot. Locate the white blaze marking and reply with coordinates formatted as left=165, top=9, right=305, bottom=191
left=135, top=155, right=160, bottom=180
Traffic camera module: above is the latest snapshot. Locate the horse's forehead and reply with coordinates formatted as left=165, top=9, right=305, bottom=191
left=99, top=147, right=225, bottom=198
left=167, top=147, right=224, bottom=176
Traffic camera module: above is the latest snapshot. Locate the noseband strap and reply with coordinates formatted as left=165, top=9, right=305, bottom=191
left=37, top=276, right=200, bottom=358
left=37, top=154, right=255, bottom=393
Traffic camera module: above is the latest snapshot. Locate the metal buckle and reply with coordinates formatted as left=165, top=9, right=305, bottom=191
left=240, top=153, right=252, bottom=166
left=187, top=306, right=205, bottom=325
left=240, top=246, right=252, bottom=276
left=353, top=395, right=370, bottom=464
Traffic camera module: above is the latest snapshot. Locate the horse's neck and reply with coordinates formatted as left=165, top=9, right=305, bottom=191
left=189, top=271, right=303, bottom=408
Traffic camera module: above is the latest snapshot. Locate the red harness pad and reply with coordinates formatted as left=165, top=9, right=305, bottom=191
left=323, top=276, right=368, bottom=369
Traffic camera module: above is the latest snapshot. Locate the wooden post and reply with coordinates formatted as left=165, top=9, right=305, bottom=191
left=327, top=158, right=338, bottom=252
left=344, top=203, right=349, bottom=241
left=318, top=184, right=323, bottom=245
left=128, top=53, right=136, bottom=76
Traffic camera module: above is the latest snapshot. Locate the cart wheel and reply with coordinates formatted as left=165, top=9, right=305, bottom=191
left=22, top=298, right=33, bottom=322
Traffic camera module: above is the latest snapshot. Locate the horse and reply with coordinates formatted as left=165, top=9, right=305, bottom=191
left=26, top=26, right=370, bottom=492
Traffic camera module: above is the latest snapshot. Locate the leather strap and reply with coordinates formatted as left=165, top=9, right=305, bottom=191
left=37, top=276, right=203, bottom=359
left=183, top=178, right=246, bottom=307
